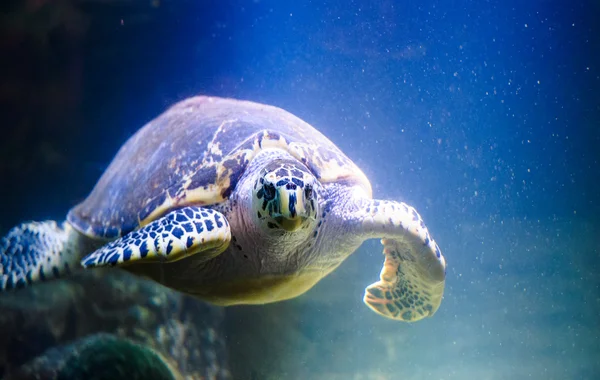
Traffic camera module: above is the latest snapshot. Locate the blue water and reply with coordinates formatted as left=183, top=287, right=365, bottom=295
left=1, top=0, right=598, bottom=379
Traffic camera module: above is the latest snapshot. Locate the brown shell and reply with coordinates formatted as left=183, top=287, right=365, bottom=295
left=67, top=96, right=372, bottom=238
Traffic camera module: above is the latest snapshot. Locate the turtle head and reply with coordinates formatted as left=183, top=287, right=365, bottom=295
left=253, top=160, right=319, bottom=232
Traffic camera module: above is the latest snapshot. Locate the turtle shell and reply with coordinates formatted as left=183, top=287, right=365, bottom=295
left=67, top=96, right=372, bottom=239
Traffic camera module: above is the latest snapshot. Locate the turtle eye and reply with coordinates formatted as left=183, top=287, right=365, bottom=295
left=304, top=185, right=313, bottom=200
left=263, top=183, right=276, bottom=200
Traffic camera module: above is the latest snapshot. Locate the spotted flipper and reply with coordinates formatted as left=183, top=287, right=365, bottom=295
left=0, top=221, right=89, bottom=290
left=81, top=206, right=230, bottom=268
left=360, top=200, right=447, bottom=322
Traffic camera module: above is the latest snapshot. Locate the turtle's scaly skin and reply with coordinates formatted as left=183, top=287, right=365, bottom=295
left=0, top=221, right=88, bottom=289
left=81, top=207, right=231, bottom=268
left=359, top=200, right=446, bottom=321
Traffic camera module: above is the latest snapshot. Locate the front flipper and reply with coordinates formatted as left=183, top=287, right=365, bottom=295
left=81, top=206, right=230, bottom=268
left=361, top=200, right=446, bottom=322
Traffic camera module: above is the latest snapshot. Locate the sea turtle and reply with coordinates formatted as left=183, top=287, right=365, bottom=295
left=0, top=96, right=446, bottom=321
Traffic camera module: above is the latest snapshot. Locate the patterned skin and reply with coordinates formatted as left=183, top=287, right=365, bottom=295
left=80, top=207, right=231, bottom=268
left=0, top=97, right=447, bottom=322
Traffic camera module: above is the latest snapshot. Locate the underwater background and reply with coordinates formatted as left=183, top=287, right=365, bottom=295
left=0, top=0, right=598, bottom=379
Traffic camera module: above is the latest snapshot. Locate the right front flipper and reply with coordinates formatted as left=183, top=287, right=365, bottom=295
left=81, top=206, right=231, bottom=268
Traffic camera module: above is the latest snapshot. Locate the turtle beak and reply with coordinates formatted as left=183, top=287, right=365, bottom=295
left=276, top=187, right=308, bottom=231
left=276, top=216, right=306, bottom=232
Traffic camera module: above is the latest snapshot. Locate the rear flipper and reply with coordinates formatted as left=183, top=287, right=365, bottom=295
left=0, top=221, right=88, bottom=290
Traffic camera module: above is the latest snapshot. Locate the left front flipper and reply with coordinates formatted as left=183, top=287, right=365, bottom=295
left=360, top=200, right=446, bottom=322
left=81, top=206, right=230, bottom=268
